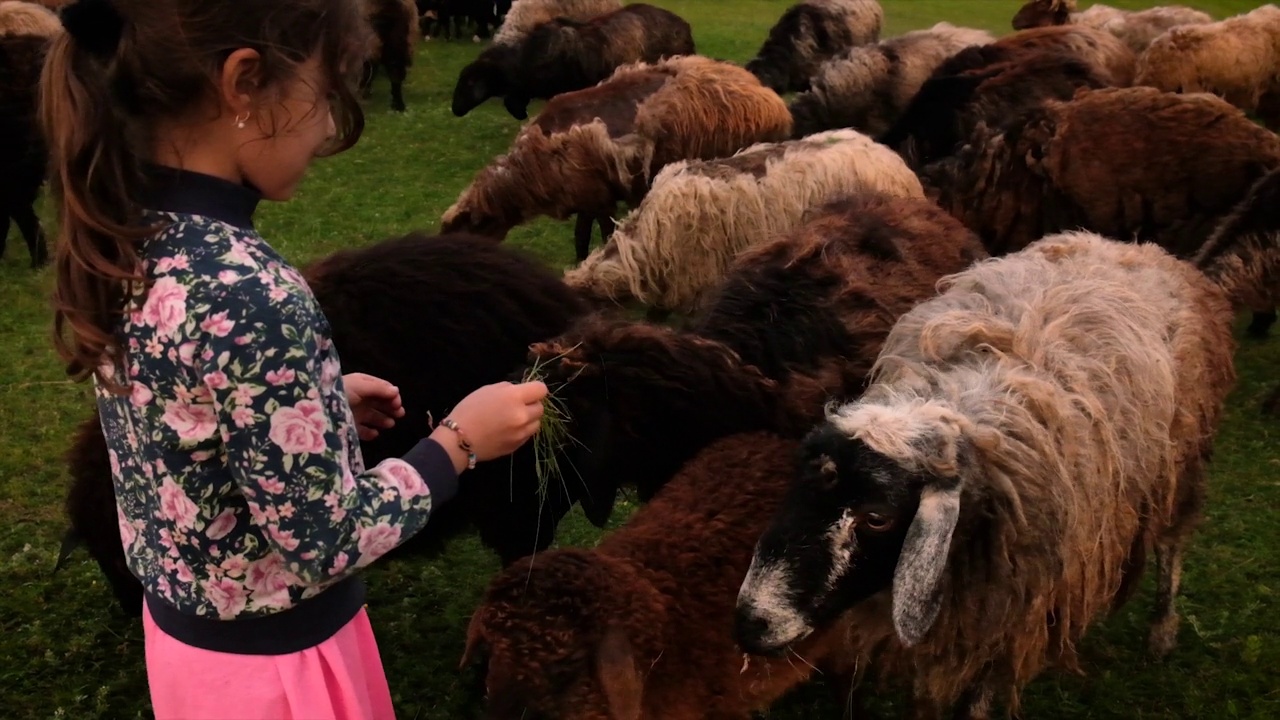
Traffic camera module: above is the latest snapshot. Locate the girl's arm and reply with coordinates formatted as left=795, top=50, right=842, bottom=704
left=193, top=279, right=459, bottom=587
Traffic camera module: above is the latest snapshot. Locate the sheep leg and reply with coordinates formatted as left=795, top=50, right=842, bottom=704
left=11, top=203, right=48, bottom=268
left=598, top=210, right=617, bottom=243
left=1246, top=308, right=1276, bottom=338
left=359, top=61, right=376, bottom=99
left=574, top=213, right=596, bottom=261
left=1148, top=536, right=1185, bottom=659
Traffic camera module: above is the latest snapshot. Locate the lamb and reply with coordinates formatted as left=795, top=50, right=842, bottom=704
left=563, top=128, right=925, bottom=315
left=923, top=87, right=1280, bottom=263
left=736, top=229, right=1242, bottom=717
left=0, top=32, right=52, bottom=267
left=744, top=0, right=883, bottom=95
left=57, top=232, right=589, bottom=617
left=460, top=432, right=861, bottom=720
left=440, top=55, right=793, bottom=261
left=1012, top=0, right=1213, bottom=53
left=359, top=0, right=420, bottom=112
left=528, top=192, right=986, bottom=527
left=451, top=0, right=622, bottom=116
left=500, top=3, right=696, bottom=120
left=788, top=22, right=995, bottom=139
left=1135, top=4, right=1280, bottom=131
left=1192, top=167, right=1280, bottom=337
left=878, top=44, right=1115, bottom=169
left=0, top=0, right=61, bottom=37
left=989, top=23, right=1137, bottom=86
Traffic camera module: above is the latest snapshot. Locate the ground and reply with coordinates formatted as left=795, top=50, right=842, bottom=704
left=0, top=1, right=1275, bottom=718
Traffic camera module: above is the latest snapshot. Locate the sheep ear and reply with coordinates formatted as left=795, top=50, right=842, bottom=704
left=595, top=625, right=643, bottom=720
left=891, top=482, right=961, bottom=646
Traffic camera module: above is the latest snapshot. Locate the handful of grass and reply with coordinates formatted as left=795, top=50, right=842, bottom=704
left=517, top=345, right=584, bottom=503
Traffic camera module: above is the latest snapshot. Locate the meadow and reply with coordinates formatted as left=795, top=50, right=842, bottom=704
left=0, top=0, right=1276, bottom=717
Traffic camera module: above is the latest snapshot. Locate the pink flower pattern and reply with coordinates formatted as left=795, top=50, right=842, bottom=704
left=93, top=210, right=439, bottom=621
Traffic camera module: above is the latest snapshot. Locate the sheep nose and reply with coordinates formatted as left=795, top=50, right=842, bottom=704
left=734, top=607, right=784, bottom=658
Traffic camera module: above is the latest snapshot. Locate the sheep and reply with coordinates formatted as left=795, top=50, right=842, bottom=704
left=57, top=232, right=589, bottom=617
left=417, top=0, right=495, bottom=41
left=529, top=192, right=987, bottom=528
left=1012, top=0, right=1213, bottom=53
left=878, top=45, right=1115, bottom=169
left=1193, top=166, right=1280, bottom=337
left=745, top=0, right=884, bottom=95
left=440, top=55, right=793, bottom=261
left=499, top=4, right=696, bottom=121
left=923, top=86, right=1280, bottom=263
left=563, top=128, right=925, bottom=315
left=460, top=432, right=862, bottom=720
left=359, top=0, right=420, bottom=112
left=0, top=32, right=52, bottom=268
left=1135, top=4, right=1280, bottom=131
left=989, top=23, right=1137, bottom=86
left=735, top=229, right=1240, bottom=718
left=788, top=22, right=995, bottom=139
left=0, top=0, right=60, bottom=37
left=451, top=0, right=622, bottom=116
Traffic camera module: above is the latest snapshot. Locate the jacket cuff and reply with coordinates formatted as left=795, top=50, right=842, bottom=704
left=400, top=437, right=460, bottom=505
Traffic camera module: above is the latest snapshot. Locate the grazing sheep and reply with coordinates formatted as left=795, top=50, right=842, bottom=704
left=0, top=33, right=51, bottom=268
left=0, top=0, right=60, bottom=37
left=530, top=192, right=986, bottom=527
left=991, top=24, right=1137, bottom=86
left=58, top=233, right=589, bottom=617
left=745, top=0, right=884, bottom=95
left=878, top=45, right=1114, bottom=169
left=1012, top=0, right=1212, bottom=53
left=1135, top=4, right=1280, bottom=131
left=461, top=432, right=860, bottom=720
left=923, top=87, right=1280, bottom=262
left=500, top=3, right=696, bottom=120
left=564, top=128, right=925, bottom=314
left=451, top=0, right=622, bottom=115
left=1193, top=166, right=1280, bottom=337
left=736, top=229, right=1239, bottom=717
left=360, top=0, right=420, bottom=112
left=788, top=22, right=994, bottom=139
left=440, top=55, right=793, bottom=261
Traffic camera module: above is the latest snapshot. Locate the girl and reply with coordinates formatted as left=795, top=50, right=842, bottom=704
left=41, top=0, right=548, bottom=717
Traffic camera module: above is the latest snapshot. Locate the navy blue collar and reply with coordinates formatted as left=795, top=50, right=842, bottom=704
left=141, top=164, right=262, bottom=230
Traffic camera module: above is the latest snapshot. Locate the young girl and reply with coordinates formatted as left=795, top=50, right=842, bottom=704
left=42, top=0, right=548, bottom=717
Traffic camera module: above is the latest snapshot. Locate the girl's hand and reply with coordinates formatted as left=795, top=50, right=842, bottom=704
left=432, top=381, right=548, bottom=468
left=344, top=373, right=405, bottom=441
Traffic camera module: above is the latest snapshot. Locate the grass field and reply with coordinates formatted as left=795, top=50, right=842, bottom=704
left=1, top=1, right=1277, bottom=717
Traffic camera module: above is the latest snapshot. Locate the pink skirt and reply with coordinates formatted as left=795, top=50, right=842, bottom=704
left=142, top=602, right=397, bottom=719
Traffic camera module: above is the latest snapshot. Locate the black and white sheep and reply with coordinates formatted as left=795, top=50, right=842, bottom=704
left=745, top=0, right=884, bottom=95
left=500, top=3, right=696, bottom=120
left=736, top=229, right=1240, bottom=717
left=788, top=22, right=994, bottom=139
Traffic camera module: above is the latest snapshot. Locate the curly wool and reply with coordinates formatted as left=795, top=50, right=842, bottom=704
left=0, top=0, right=61, bottom=37
left=1013, top=0, right=1212, bottom=53
left=492, top=0, right=621, bottom=46
left=745, top=0, right=884, bottom=93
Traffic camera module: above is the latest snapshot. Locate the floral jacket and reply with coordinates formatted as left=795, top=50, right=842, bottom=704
left=95, top=168, right=457, bottom=641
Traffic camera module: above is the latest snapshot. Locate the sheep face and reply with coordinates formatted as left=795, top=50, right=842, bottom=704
left=461, top=550, right=660, bottom=720
left=1011, top=0, right=1069, bottom=30
left=439, top=200, right=516, bottom=239
left=451, top=52, right=512, bottom=117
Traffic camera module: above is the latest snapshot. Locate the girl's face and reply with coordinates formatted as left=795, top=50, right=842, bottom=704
left=236, top=56, right=338, bottom=201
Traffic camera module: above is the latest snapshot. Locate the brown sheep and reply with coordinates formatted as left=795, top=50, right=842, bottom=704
left=1193, top=166, right=1280, bottom=336
left=460, top=432, right=859, bottom=720
left=745, top=0, right=884, bottom=94
left=1012, top=0, right=1212, bottom=53
left=991, top=24, right=1136, bottom=86
left=0, top=0, right=60, bottom=37
left=440, top=55, right=793, bottom=261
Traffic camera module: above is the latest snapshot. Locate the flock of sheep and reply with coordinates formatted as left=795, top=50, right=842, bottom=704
left=0, top=0, right=1276, bottom=717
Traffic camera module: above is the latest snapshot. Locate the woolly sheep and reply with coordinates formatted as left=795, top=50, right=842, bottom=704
left=0, top=0, right=60, bottom=37
left=460, top=432, right=860, bottom=720
left=1193, top=166, right=1280, bottom=337
left=992, top=23, right=1136, bottom=85
left=1013, top=0, right=1212, bottom=53
left=1135, top=4, right=1280, bottom=131
left=736, top=229, right=1239, bottom=716
left=501, top=3, right=696, bottom=120
left=563, top=128, right=925, bottom=314
left=440, top=55, right=793, bottom=261
left=451, top=0, right=622, bottom=115
left=0, top=32, right=51, bottom=267
left=745, top=0, right=883, bottom=94
left=359, top=0, right=420, bottom=112
left=788, top=22, right=994, bottom=139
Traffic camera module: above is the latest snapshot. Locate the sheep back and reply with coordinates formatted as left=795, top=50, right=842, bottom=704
left=789, top=22, right=994, bottom=138
left=745, top=0, right=884, bottom=94
left=564, top=128, right=923, bottom=314
left=993, top=24, right=1136, bottom=85
left=1077, top=5, right=1213, bottom=53
left=492, top=0, right=622, bottom=46
left=0, top=0, right=60, bottom=37
left=360, top=0, right=419, bottom=65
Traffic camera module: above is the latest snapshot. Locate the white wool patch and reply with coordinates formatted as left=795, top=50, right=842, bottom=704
left=823, top=509, right=858, bottom=592
left=737, top=559, right=815, bottom=649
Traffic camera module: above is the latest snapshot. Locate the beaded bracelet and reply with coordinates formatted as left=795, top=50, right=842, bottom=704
left=440, top=417, right=477, bottom=470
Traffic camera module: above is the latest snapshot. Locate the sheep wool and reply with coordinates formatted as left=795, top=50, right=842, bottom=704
left=565, top=128, right=925, bottom=314
left=993, top=23, right=1137, bottom=85
left=745, top=0, right=885, bottom=94
left=492, top=0, right=621, bottom=46
left=0, top=0, right=61, bottom=37
left=1013, top=0, right=1212, bottom=53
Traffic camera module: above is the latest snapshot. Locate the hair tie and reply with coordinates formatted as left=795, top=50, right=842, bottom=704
left=60, top=0, right=125, bottom=59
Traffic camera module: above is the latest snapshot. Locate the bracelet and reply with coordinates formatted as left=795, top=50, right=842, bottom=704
left=440, top=417, right=476, bottom=470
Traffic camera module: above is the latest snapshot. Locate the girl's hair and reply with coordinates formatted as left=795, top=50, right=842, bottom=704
left=40, top=0, right=371, bottom=392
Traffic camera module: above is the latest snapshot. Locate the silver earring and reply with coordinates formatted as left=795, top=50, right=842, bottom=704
left=234, top=111, right=250, bottom=129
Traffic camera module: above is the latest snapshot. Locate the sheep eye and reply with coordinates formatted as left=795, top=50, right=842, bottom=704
left=862, top=513, right=895, bottom=532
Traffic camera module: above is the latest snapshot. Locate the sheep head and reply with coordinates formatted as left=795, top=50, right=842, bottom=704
left=1011, top=0, right=1074, bottom=30
left=523, top=314, right=784, bottom=527
left=736, top=400, right=979, bottom=656
left=451, top=45, right=516, bottom=116
left=461, top=550, right=665, bottom=720
left=440, top=174, right=520, bottom=240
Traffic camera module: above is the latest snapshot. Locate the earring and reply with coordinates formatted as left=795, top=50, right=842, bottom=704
left=234, top=111, right=250, bottom=129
